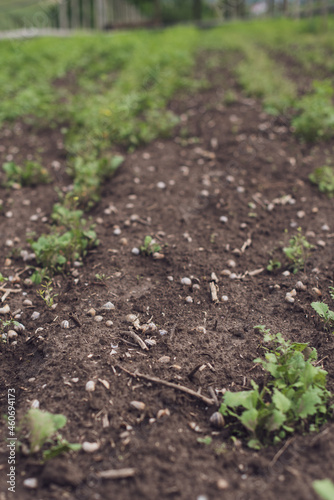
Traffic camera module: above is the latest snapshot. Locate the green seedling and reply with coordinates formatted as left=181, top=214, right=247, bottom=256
left=267, top=259, right=281, bottom=272
left=311, top=302, right=334, bottom=332
left=37, top=280, right=58, bottom=308
left=329, top=287, right=334, bottom=300
left=219, top=325, right=332, bottom=449
left=2, top=161, right=50, bottom=187
left=309, top=166, right=334, bottom=197
left=1, top=319, right=21, bottom=342
left=29, top=204, right=99, bottom=276
left=283, top=228, right=314, bottom=273
left=95, top=273, right=110, bottom=283
left=140, top=236, right=161, bottom=256
left=16, top=408, right=81, bottom=460
left=313, top=479, right=334, bottom=500
left=0, top=273, right=8, bottom=283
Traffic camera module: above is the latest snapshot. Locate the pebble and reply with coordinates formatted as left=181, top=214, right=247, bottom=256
left=31, top=311, right=40, bottom=321
left=5, top=239, right=13, bottom=247
left=321, top=224, right=330, bottom=231
left=106, top=320, right=113, bottom=327
left=221, top=295, right=229, bottom=302
left=200, top=189, right=209, bottom=197
left=167, top=276, right=174, bottom=282
left=195, top=326, right=206, bottom=334
left=185, top=296, right=193, bottom=303
left=120, top=237, right=128, bottom=246
left=285, top=293, right=295, bottom=304
left=226, top=175, right=235, bottom=183
left=317, top=240, right=326, bottom=247
left=14, top=322, right=25, bottom=333
left=23, top=299, right=33, bottom=306
left=181, top=277, right=192, bottom=286
left=102, top=302, right=115, bottom=310
left=5, top=211, right=13, bottom=218
left=159, top=329, right=168, bottom=336
left=217, top=478, right=229, bottom=490
left=297, top=210, right=305, bottom=219
left=61, top=320, right=70, bottom=329
left=113, top=227, right=121, bottom=236
left=237, top=186, right=245, bottom=193
left=94, top=315, right=103, bottom=323
left=227, top=259, right=236, bottom=268
left=221, top=269, right=231, bottom=276
left=24, top=278, right=33, bottom=287
left=31, top=399, right=40, bottom=409
left=219, top=215, right=228, bottom=223
left=282, top=271, right=290, bottom=277
left=157, top=181, right=166, bottom=189
left=23, top=478, right=38, bottom=489
left=126, top=314, right=138, bottom=323
left=7, top=330, right=18, bottom=340
left=130, top=401, right=146, bottom=411
left=85, top=380, right=96, bottom=392
left=131, top=247, right=140, bottom=255
left=82, top=441, right=100, bottom=453
left=87, top=308, right=96, bottom=317
left=295, top=281, right=306, bottom=291
left=0, top=304, right=10, bottom=315
left=312, top=287, right=322, bottom=297
left=157, top=408, right=170, bottom=419
left=158, top=356, right=170, bottom=363
left=229, top=273, right=237, bottom=280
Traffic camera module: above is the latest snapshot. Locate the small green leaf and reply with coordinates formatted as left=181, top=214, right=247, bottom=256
left=197, top=436, right=212, bottom=445
left=272, top=389, right=291, bottom=413
left=313, top=479, right=334, bottom=500
left=239, top=408, right=258, bottom=432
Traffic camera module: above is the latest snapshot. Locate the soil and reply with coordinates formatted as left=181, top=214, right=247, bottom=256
left=0, top=54, right=334, bottom=500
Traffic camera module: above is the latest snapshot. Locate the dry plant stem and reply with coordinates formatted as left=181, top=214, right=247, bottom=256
left=209, top=282, right=219, bottom=303
left=97, top=468, right=136, bottom=479
left=269, top=437, right=295, bottom=467
left=120, top=330, right=148, bottom=350
left=1, top=288, right=22, bottom=302
left=117, top=365, right=216, bottom=406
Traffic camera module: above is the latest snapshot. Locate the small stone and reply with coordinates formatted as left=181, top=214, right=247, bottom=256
left=102, top=302, right=115, bottom=310
left=185, top=296, right=193, bottom=303
left=0, top=304, right=10, bottom=315
left=200, top=190, right=209, bottom=197
left=130, top=401, right=146, bottom=411
left=157, top=408, right=170, bottom=419
left=7, top=330, right=18, bottom=340
left=126, top=314, right=138, bottom=323
left=82, top=442, right=100, bottom=453
left=321, top=224, right=330, bottom=231
left=181, top=277, right=192, bottom=286
left=317, top=240, right=326, bottom=247
left=158, top=356, right=170, bottom=363
left=120, top=237, right=128, bottom=246
left=106, top=320, right=113, bottom=327
left=131, top=247, right=140, bottom=255
left=312, top=287, right=322, bottom=297
left=113, top=227, right=121, bottom=236
left=167, top=276, right=174, bottom=282
left=221, top=269, right=231, bottom=277
left=237, top=186, right=245, bottom=193
left=219, top=215, right=228, bottom=223
left=297, top=210, right=305, bottom=219
left=87, top=308, right=96, bottom=317
left=5, top=211, right=13, bottom=218
left=229, top=273, right=237, bottom=280
left=23, top=478, right=38, bottom=489
left=157, top=181, right=166, bottom=189
left=195, top=326, right=206, bottom=334
left=282, top=270, right=290, bottom=277
left=226, top=175, right=235, bottom=183
left=153, top=252, right=165, bottom=260
left=227, top=259, right=236, bottom=268
left=295, top=281, right=306, bottom=291
left=31, top=399, right=40, bottom=409
left=31, top=311, right=40, bottom=320
left=85, top=380, right=96, bottom=392
left=312, top=207, right=318, bottom=213
left=5, top=239, right=13, bottom=247
left=24, top=278, right=33, bottom=287
left=217, top=478, right=229, bottom=490
left=14, top=322, right=25, bottom=333
left=94, top=315, right=103, bottom=322
left=61, top=320, right=70, bottom=329
left=221, top=295, right=229, bottom=302
left=285, top=294, right=295, bottom=304
left=23, top=299, right=33, bottom=306
left=159, top=329, right=168, bottom=336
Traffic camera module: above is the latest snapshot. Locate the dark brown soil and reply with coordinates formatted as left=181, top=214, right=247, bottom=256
left=0, top=57, right=334, bottom=500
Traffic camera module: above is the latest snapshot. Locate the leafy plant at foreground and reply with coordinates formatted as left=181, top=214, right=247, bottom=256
left=16, top=409, right=81, bottom=461
left=283, top=228, right=314, bottom=273
left=311, top=302, right=334, bottom=332
left=219, top=326, right=333, bottom=450
left=309, top=165, right=334, bottom=198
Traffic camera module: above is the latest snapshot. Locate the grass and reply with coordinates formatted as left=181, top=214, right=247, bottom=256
left=2, top=18, right=334, bottom=278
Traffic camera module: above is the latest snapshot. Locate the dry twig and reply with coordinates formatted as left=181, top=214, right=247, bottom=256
left=117, top=365, right=215, bottom=406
